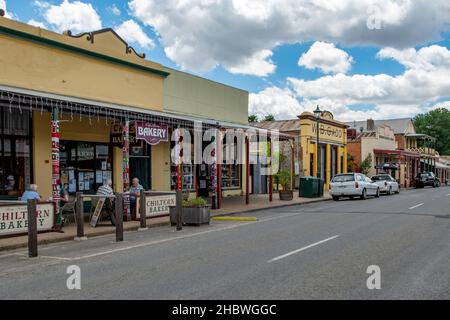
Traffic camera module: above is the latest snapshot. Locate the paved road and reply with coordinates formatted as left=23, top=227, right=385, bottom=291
left=1, top=187, right=449, bottom=299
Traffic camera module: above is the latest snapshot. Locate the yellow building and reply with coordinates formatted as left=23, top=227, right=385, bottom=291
left=299, top=111, right=348, bottom=189
left=256, top=111, right=348, bottom=191
left=0, top=16, right=251, bottom=214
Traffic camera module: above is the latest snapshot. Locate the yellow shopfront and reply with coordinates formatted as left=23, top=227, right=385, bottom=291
left=299, top=111, right=348, bottom=190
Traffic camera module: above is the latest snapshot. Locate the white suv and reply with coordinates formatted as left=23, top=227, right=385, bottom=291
left=330, top=173, right=380, bottom=201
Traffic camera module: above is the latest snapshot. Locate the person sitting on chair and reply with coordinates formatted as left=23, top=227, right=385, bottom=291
left=129, top=177, right=144, bottom=219
left=97, top=179, right=114, bottom=213
left=20, top=184, right=42, bottom=202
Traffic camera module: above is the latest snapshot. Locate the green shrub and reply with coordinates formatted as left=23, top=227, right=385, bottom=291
left=182, top=197, right=208, bottom=207
left=275, top=169, right=291, bottom=190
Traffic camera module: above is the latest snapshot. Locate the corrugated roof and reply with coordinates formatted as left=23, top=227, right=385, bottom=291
left=345, top=118, right=413, bottom=134
left=252, top=119, right=300, bottom=132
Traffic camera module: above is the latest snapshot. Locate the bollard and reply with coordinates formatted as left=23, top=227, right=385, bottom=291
left=74, top=192, right=87, bottom=241
left=27, top=199, right=38, bottom=258
left=176, top=190, right=183, bottom=231
left=115, top=193, right=124, bottom=242
left=138, top=190, right=148, bottom=231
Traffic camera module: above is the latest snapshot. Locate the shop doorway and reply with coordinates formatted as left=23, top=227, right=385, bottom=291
left=129, top=142, right=151, bottom=190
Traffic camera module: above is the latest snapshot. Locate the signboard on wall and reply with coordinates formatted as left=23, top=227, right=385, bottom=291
left=136, top=194, right=176, bottom=219
left=135, top=122, right=169, bottom=146
left=0, top=203, right=54, bottom=236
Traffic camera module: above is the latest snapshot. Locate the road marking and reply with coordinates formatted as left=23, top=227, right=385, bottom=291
left=268, top=235, right=339, bottom=263
left=0, top=253, right=24, bottom=259
left=212, top=217, right=258, bottom=221
left=409, top=203, right=424, bottom=210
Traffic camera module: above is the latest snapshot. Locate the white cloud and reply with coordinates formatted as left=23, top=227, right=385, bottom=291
left=116, top=19, right=154, bottom=50
left=299, top=41, right=353, bottom=74
left=250, top=44, right=450, bottom=121
left=27, top=19, right=47, bottom=28
left=41, top=0, right=102, bottom=34
left=33, top=0, right=50, bottom=9
left=249, top=87, right=303, bottom=119
left=128, top=0, right=450, bottom=76
left=108, top=4, right=121, bottom=16
left=377, top=45, right=450, bottom=71
left=430, top=101, right=450, bottom=111
left=0, top=0, right=12, bottom=18
left=226, top=50, right=276, bottom=77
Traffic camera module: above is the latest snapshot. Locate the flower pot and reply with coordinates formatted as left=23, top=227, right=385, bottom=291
left=184, top=206, right=210, bottom=225
left=279, top=190, right=293, bottom=201
left=170, top=206, right=210, bottom=226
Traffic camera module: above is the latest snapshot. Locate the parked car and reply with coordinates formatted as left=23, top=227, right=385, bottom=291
left=415, top=172, right=440, bottom=188
left=371, top=174, right=400, bottom=195
left=330, top=173, right=380, bottom=201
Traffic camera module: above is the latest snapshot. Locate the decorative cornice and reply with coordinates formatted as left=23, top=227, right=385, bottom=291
left=0, top=25, right=169, bottom=78
left=66, top=28, right=146, bottom=59
left=299, top=113, right=349, bottom=129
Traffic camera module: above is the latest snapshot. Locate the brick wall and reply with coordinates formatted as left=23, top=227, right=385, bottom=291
left=347, top=140, right=362, bottom=172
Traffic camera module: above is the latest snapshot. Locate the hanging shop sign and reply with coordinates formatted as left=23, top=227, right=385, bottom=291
left=0, top=203, right=54, bottom=236
left=135, top=122, right=169, bottom=146
left=110, top=123, right=139, bottom=147
left=135, top=194, right=177, bottom=218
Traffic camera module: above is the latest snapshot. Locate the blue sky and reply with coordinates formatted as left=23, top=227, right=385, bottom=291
left=2, top=0, right=450, bottom=121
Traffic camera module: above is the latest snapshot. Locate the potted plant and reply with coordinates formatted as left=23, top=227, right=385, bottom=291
left=170, top=197, right=210, bottom=226
left=276, top=169, right=293, bottom=201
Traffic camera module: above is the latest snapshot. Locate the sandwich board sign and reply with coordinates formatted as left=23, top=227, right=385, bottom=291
left=90, top=198, right=105, bottom=227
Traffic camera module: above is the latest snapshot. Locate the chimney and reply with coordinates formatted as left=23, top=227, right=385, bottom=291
left=367, top=119, right=375, bottom=131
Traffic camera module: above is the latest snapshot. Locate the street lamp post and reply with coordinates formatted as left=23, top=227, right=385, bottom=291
left=314, top=106, right=322, bottom=197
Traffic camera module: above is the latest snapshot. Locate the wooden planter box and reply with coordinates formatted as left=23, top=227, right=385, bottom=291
left=170, top=206, right=211, bottom=226
left=279, top=190, right=294, bottom=201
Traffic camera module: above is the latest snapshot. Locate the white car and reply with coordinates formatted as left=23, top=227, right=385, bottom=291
left=371, top=174, right=400, bottom=195
left=330, top=173, right=380, bottom=201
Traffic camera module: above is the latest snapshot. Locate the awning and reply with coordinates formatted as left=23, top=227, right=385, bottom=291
left=373, top=148, right=420, bottom=158
left=435, top=162, right=450, bottom=169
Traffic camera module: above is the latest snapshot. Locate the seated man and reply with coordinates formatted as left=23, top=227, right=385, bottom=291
left=96, top=179, right=114, bottom=213
left=21, top=184, right=42, bottom=202
left=129, top=177, right=144, bottom=219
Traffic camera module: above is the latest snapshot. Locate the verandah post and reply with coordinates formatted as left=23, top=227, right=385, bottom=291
left=122, top=119, right=130, bottom=221
left=27, top=199, right=38, bottom=258
left=51, top=105, right=62, bottom=231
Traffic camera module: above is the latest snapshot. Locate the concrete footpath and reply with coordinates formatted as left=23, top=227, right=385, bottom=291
left=0, top=192, right=331, bottom=252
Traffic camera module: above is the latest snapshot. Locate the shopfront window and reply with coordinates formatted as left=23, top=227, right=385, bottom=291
left=60, top=141, right=112, bottom=194
left=0, top=108, right=32, bottom=198
left=170, top=131, right=194, bottom=190
left=221, top=135, right=241, bottom=189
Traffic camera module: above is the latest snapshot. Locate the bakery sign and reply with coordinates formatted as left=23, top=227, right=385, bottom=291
left=136, top=194, right=177, bottom=219
left=0, top=203, right=54, bottom=236
left=135, top=122, right=169, bottom=146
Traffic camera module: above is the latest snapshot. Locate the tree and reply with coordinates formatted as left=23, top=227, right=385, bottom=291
left=361, top=153, right=373, bottom=175
left=248, top=114, right=258, bottom=123
left=413, top=108, right=450, bottom=155
left=263, top=114, right=275, bottom=121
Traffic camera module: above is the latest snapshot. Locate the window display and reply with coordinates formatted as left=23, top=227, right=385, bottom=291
left=60, top=141, right=112, bottom=194
left=171, top=164, right=194, bottom=190
left=0, top=108, right=32, bottom=197
left=221, top=164, right=241, bottom=189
